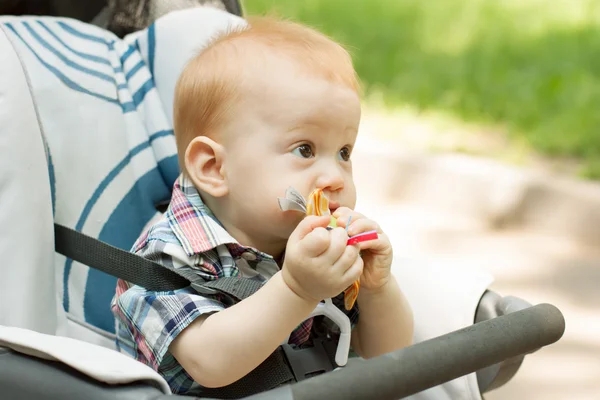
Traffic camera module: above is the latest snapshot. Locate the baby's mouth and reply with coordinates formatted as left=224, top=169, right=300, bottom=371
left=328, top=201, right=340, bottom=214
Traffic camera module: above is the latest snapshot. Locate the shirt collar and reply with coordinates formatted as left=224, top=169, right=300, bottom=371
left=167, top=174, right=239, bottom=256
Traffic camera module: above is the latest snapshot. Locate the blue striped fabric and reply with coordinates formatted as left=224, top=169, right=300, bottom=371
left=1, top=16, right=178, bottom=335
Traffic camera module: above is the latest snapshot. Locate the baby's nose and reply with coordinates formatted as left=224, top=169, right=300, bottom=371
left=316, top=167, right=344, bottom=192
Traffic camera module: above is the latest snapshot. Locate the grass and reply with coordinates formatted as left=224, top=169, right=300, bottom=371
left=242, top=0, right=600, bottom=179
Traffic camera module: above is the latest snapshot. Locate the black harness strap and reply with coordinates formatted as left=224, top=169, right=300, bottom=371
left=54, top=224, right=188, bottom=291
left=55, top=224, right=265, bottom=301
left=54, top=223, right=340, bottom=398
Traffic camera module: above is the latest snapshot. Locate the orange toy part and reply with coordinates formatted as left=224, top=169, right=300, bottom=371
left=306, top=188, right=330, bottom=217
left=343, top=281, right=360, bottom=311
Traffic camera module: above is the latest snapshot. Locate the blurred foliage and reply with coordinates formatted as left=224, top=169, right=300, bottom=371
left=243, top=0, right=600, bottom=179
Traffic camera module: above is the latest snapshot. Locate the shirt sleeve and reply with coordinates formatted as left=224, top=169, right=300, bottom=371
left=111, top=238, right=226, bottom=372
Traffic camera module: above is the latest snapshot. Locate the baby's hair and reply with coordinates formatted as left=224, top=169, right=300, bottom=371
left=173, top=15, right=360, bottom=173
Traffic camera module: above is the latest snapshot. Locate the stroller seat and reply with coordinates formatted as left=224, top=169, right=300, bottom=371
left=0, top=5, right=565, bottom=400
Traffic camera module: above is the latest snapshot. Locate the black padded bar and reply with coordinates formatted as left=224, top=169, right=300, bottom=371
left=0, top=304, right=564, bottom=400
left=0, top=347, right=167, bottom=400
left=283, top=303, right=565, bottom=400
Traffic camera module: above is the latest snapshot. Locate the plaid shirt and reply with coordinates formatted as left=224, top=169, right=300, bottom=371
left=111, top=175, right=359, bottom=395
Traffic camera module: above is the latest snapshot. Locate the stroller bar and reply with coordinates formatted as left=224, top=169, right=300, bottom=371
left=268, top=303, right=565, bottom=400
left=0, top=304, right=563, bottom=400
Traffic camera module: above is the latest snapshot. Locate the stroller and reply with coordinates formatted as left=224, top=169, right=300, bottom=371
left=0, top=1, right=565, bottom=399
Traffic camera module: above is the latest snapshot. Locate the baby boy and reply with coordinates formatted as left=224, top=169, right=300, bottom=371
left=112, top=15, right=413, bottom=396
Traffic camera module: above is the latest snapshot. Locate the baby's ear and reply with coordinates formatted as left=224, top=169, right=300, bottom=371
left=184, top=136, right=228, bottom=197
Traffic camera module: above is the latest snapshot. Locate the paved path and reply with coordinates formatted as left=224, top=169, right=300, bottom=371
left=356, top=198, right=600, bottom=400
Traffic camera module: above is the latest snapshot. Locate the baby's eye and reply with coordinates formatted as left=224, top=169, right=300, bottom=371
left=338, top=146, right=351, bottom=162
left=292, top=144, right=314, bottom=159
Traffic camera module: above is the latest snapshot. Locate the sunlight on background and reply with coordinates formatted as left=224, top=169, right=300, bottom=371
left=244, top=0, right=600, bottom=178
left=242, top=1, right=600, bottom=399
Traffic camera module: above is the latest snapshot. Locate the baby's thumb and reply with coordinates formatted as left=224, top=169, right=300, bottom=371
left=292, top=215, right=331, bottom=241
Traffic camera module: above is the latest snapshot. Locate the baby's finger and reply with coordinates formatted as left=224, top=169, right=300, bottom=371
left=341, top=253, right=363, bottom=285
left=299, top=227, right=330, bottom=257
left=331, top=243, right=360, bottom=272
left=335, top=211, right=366, bottom=230
left=356, top=232, right=392, bottom=254
left=321, top=227, right=349, bottom=263
left=332, top=207, right=356, bottom=221
left=346, top=218, right=382, bottom=237
left=292, top=215, right=332, bottom=241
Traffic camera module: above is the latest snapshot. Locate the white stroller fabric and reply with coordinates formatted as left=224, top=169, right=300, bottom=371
left=0, top=7, right=491, bottom=399
left=0, top=325, right=171, bottom=394
left=0, top=22, right=59, bottom=336
left=0, top=12, right=179, bottom=347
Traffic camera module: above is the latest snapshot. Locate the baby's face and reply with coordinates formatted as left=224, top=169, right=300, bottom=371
left=220, top=68, right=361, bottom=250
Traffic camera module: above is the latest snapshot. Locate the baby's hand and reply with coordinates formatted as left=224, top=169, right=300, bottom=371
left=282, top=216, right=364, bottom=303
left=333, top=208, right=393, bottom=292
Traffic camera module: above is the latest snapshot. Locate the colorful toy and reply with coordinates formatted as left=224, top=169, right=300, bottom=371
left=278, top=187, right=378, bottom=310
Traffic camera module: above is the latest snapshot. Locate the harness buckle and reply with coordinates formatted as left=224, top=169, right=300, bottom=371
left=280, top=339, right=336, bottom=381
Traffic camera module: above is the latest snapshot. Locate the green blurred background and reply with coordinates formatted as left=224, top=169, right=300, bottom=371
left=242, top=0, right=600, bottom=179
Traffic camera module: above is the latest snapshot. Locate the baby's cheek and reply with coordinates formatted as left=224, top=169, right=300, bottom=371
left=346, top=192, right=357, bottom=210
left=278, top=209, right=304, bottom=235
left=346, top=180, right=358, bottom=209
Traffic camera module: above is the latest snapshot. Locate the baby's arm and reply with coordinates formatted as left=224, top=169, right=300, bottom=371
left=351, top=278, right=413, bottom=358
left=333, top=208, right=414, bottom=358
left=170, top=216, right=363, bottom=388
left=170, top=271, right=314, bottom=388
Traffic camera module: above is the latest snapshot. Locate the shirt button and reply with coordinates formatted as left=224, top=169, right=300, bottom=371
left=241, top=252, right=257, bottom=261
